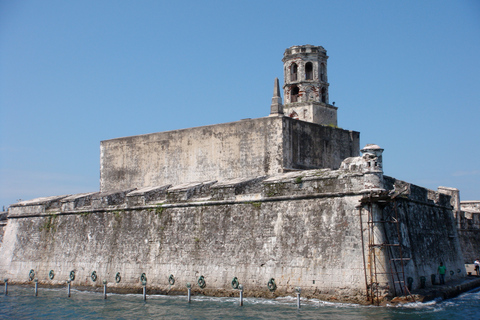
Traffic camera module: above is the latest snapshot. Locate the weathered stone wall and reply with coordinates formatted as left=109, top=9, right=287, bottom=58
left=0, top=211, right=7, bottom=246
left=462, top=201, right=480, bottom=212
left=380, top=177, right=466, bottom=290
left=428, top=191, right=480, bottom=264
left=457, top=201, right=480, bottom=263
left=100, top=117, right=284, bottom=192
left=458, top=229, right=480, bottom=264
left=100, top=116, right=360, bottom=193
left=0, top=165, right=465, bottom=302
left=283, top=117, right=359, bottom=171
left=2, top=170, right=369, bottom=301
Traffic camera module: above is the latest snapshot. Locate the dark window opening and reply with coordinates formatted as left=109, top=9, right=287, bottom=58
left=290, top=63, right=298, bottom=81
left=305, top=62, right=313, bottom=80
left=321, top=87, right=327, bottom=103
left=291, top=86, right=299, bottom=102
left=320, top=63, right=326, bottom=81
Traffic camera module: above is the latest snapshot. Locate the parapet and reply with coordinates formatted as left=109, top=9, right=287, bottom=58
left=6, top=161, right=455, bottom=217
left=383, top=176, right=453, bottom=208
left=283, top=45, right=327, bottom=57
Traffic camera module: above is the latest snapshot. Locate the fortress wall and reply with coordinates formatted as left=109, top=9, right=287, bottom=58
left=100, top=117, right=285, bottom=192
left=458, top=228, right=480, bottom=263
left=381, top=177, right=466, bottom=288
left=282, top=117, right=359, bottom=170
left=0, top=170, right=465, bottom=301
left=2, top=170, right=370, bottom=301
left=461, top=201, right=480, bottom=212
left=457, top=201, right=480, bottom=263
left=1, top=197, right=367, bottom=299
left=99, top=117, right=360, bottom=193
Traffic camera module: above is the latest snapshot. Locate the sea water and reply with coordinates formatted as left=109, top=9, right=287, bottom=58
left=1, top=285, right=479, bottom=319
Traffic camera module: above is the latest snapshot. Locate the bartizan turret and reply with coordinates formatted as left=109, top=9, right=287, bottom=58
left=360, top=144, right=385, bottom=191
left=340, top=143, right=385, bottom=191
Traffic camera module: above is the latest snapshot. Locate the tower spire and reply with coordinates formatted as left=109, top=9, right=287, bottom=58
left=270, top=77, right=284, bottom=116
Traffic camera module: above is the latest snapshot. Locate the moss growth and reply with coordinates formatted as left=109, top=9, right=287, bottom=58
left=246, top=202, right=262, bottom=208
left=294, top=176, right=303, bottom=184
left=326, top=123, right=342, bottom=129
left=265, top=183, right=285, bottom=197
left=155, top=206, right=165, bottom=215
left=314, top=169, right=331, bottom=177
left=39, top=214, right=57, bottom=232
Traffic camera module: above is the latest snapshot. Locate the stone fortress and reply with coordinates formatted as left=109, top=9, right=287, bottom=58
left=1, top=45, right=479, bottom=304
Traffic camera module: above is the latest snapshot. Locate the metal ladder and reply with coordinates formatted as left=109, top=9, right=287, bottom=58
left=360, top=192, right=414, bottom=304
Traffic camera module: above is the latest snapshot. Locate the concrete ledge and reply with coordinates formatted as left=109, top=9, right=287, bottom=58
left=411, top=276, right=480, bottom=303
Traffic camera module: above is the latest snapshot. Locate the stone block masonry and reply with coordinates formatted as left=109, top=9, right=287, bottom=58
left=456, top=200, right=480, bottom=263
left=100, top=116, right=359, bottom=192
left=0, top=160, right=465, bottom=303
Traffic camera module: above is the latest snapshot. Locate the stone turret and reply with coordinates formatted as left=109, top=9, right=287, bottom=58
left=282, top=45, right=338, bottom=126
left=361, top=144, right=384, bottom=173
left=340, top=144, right=384, bottom=191
left=360, top=144, right=384, bottom=191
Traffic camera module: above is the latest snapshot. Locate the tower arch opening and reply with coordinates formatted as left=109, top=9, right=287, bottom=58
left=305, top=62, right=313, bottom=80
left=290, top=63, right=298, bottom=81
left=291, top=85, right=299, bottom=102
left=321, top=87, right=327, bottom=103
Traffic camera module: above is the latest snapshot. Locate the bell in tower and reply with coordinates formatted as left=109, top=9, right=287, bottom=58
left=282, top=45, right=338, bottom=126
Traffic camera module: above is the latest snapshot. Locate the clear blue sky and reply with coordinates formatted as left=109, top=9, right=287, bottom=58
left=1, top=0, right=479, bottom=208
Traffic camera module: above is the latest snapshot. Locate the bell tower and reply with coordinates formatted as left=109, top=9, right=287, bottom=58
left=282, top=45, right=338, bottom=126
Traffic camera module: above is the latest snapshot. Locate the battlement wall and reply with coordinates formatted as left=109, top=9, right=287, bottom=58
left=0, top=166, right=465, bottom=302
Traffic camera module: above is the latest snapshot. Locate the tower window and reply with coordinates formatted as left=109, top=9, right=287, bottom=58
left=305, top=62, right=313, bottom=80
left=290, top=63, right=298, bottom=81
left=320, top=63, right=326, bottom=81
left=321, top=87, right=327, bottom=103
left=291, top=86, right=299, bottom=102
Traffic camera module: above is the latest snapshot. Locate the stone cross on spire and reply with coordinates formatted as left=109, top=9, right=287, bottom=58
left=269, top=77, right=284, bottom=116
